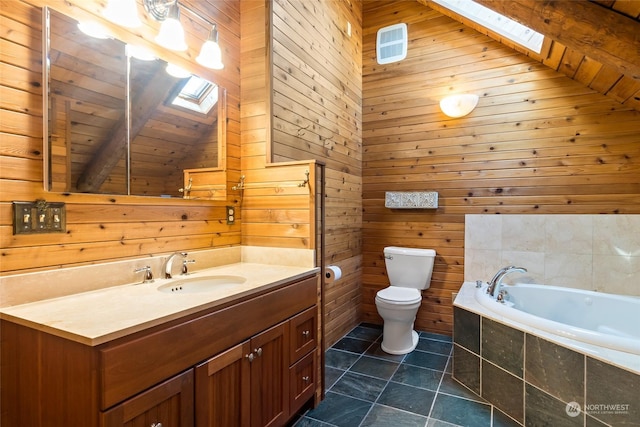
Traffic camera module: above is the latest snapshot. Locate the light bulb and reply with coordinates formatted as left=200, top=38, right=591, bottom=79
left=77, top=21, right=110, bottom=39
left=103, top=0, right=142, bottom=28
left=126, top=45, right=157, bottom=61
left=165, top=63, right=191, bottom=78
left=154, top=11, right=187, bottom=51
left=196, top=40, right=224, bottom=69
left=439, top=94, right=479, bottom=118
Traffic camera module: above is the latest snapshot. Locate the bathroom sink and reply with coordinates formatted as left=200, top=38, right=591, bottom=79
left=157, top=275, right=247, bottom=294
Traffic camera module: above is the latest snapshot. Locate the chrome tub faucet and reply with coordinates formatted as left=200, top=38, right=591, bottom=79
left=486, top=266, right=527, bottom=297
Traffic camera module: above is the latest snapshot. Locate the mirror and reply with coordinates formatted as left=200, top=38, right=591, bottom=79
left=44, top=8, right=226, bottom=198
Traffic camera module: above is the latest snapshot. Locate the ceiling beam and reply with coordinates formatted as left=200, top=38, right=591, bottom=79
left=470, top=0, right=640, bottom=80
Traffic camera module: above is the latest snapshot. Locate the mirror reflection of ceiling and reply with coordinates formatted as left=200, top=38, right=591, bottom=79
left=47, top=8, right=221, bottom=197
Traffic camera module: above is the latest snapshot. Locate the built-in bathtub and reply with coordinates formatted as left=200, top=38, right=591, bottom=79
left=475, top=282, right=640, bottom=356
left=453, top=281, right=640, bottom=426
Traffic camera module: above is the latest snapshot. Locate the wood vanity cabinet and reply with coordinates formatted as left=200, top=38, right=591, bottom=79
left=195, top=306, right=318, bottom=427
left=0, top=274, right=320, bottom=427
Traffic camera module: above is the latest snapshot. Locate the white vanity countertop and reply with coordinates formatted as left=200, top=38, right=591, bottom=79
left=0, top=263, right=318, bottom=346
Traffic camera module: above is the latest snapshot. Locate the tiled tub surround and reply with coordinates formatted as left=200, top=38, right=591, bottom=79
left=0, top=245, right=315, bottom=307
left=453, top=283, right=640, bottom=427
left=464, top=214, right=640, bottom=297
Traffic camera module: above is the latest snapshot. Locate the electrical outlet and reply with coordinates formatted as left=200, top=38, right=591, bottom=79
left=226, top=205, right=235, bottom=225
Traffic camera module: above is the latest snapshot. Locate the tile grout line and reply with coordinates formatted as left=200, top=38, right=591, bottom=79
left=356, top=334, right=396, bottom=427
left=326, top=328, right=387, bottom=427
left=304, top=327, right=378, bottom=427
left=424, top=344, right=453, bottom=425
left=303, top=326, right=472, bottom=427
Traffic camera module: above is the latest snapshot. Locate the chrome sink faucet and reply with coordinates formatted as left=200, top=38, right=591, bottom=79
left=182, top=258, right=196, bottom=275
left=134, top=266, right=154, bottom=283
left=165, top=252, right=191, bottom=279
left=486, top=266, right=527, bottom=297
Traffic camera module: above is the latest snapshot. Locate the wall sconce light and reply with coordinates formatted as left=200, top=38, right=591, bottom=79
left=439, top=94, right=479, bottom=118
left=77, top=21, right=111, bottom=39
left=165, top=62, right=191, bottom=78
left=196, top=25, right=224, bottom=70
left=126, top=44, right=157, bottom=61
left=147, top=0, right=188, bottom=51
left=143, top=0, right=224, bottom=67
left=103, top=0, right=142, bottom=28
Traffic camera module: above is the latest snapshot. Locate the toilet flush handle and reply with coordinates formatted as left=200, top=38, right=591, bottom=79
left=384, top=255, right=393, bottom=260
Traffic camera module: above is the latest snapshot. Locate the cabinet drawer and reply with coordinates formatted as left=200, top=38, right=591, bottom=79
left=288, top=351, right=316, bottom=416
left=289, top=306, right=317, bottom=364
left=101, top=369, right=194, bottom=427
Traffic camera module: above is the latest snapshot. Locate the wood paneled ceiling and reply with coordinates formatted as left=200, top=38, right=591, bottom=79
left=418, top=0, right=640, bottom=112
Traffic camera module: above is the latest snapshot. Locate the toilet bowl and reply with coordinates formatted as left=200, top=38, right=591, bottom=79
left=375, top=246, right=436, bottom=355
left=375, top=287, right=422, bottom=354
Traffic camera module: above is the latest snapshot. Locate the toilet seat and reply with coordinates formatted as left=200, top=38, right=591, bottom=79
left=376, top=287, right=421, bottom=305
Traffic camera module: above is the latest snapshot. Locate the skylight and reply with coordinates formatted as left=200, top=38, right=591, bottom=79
left=171, top=76, right=218, bottom=115
left=431, top=0, right=544, bottom=53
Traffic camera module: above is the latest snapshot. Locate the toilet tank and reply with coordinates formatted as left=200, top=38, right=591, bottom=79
left=384, top=246, right=436, bottom=289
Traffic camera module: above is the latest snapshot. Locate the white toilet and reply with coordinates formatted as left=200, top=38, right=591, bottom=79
left=375, top=246, right=436, bottom=355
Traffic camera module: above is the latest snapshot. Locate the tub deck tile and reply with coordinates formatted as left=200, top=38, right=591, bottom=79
left=525, top=334, right=584, bottom=405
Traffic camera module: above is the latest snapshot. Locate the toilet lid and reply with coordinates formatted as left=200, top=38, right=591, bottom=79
left=377, top=287, right=421, bottom=303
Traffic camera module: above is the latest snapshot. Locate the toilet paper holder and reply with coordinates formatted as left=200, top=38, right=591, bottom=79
left=324, top=265, right=342, bottom=283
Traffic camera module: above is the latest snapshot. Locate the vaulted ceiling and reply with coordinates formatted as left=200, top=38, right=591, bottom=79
left=417, top=0, right=640, bottom=112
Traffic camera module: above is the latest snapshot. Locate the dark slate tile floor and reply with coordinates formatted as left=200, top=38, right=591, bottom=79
left=293, top=323, right=521, bottom=427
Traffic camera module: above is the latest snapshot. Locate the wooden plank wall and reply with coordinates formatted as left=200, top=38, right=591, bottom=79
left=0, top=0, right=242, bottom=275
left=270, top=0, right=364, bottom=347
left=361, top=1, right=640, bottom=335
left=240, top=0, right=270, bottom=176
left=240, top=161, right=317, bottom=249
left=239, top=2, right=319, bottom=251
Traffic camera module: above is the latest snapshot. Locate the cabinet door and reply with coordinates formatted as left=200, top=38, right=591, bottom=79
left=289, top=351, right=316, bottom=416
left=250, top=322, right=289, bottom=427
left=195, top=341, right=252, bottom=427
left=289, top=307, right=317, bottom=364
left=101, top=369, right=194, bottom=427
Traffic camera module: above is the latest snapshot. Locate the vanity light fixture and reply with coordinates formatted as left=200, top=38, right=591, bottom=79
left=143, top=0, right=224, bottom=66
left=126, top=44, right=157, bottom=61
left=103, top=0, right=142, bottom=28
left=77, top=21, right=110, bottom=39
left=153, top=1, right=188, bottom=51
left=165, top=62, right=191, bottom=78
left=439, top=93, right=479, bottom=118
left=144, top=0, right=180, bottom=21
left=196, top=25, right=224, bottom=70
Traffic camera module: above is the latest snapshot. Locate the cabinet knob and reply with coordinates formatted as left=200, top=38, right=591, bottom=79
left=302, top=376, right=310, bottom=383
left=246, top=353, right=255, bottom=362
left=151, top=423, right=163, bottom=427
left=254, top=347, right=263, bottom=357
left=302, top=330, right=310, bottom=338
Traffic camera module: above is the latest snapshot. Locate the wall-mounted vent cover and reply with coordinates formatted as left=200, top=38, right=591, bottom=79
left=376, top=23, right=407, bottom=64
